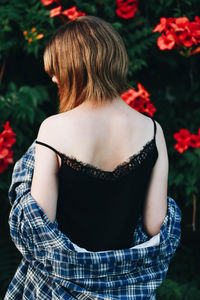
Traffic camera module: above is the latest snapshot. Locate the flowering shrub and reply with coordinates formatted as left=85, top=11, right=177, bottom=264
left=0, top=122, right=16, bottom=174
left=121, top=83, right=156, bottom=117
left=153, top=16, right=200, bottom=56
left=0, top=0, right=199, bottom=216
left=0, top=0, right=200, bottom=298
left=42, top=0, right=138, bottom=20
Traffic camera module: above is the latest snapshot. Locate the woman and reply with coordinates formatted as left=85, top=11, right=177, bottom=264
left=5, top=16, right=181, bottom=299
left=32, top=14, right=168, bottom=245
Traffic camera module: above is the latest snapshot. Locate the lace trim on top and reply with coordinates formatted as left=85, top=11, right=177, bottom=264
left=58, top=138, right=158, bottom=181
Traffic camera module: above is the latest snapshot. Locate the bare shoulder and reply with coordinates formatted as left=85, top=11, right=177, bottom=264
left=37, top=114, right=58, bottom=140
left=153, top=119, right=169, bottom=169
left=40, top=112, right=69, bottom=126
left=154, top=119, right=168, bottom=149
left=141, top=113, right=167, bottom=147
left=36, top=112, right=71, bottom=143
left=141, top=114, right=169, bottom=166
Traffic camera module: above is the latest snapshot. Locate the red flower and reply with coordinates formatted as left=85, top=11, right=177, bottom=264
left=1, top=121, right=16, bottom=148
left=172, top=17, right=198, bottom=47
left=153, top=16, right=200, bottom=54
left=41, top=0, right=58, bottom=6
left=157, top=32, right=176, bottom=50
left=153, top=17, right=175, bottom=33
left=116, top=0, right=138, bottom=19
left=62, top=6, right=86, bottom=20
left=172, top=17, right=189, bottom=28
left=136, top=83, right=150, bottom=98
left=173, top=128, right=200, bottom=153
left=189, top=134, right=200, bottom=148
left=177, top=31, right=195, bottom=47
left=174, top=142, right=189, bottom=154
left=50, top=5, right=62, bottom=17
left=188, top=21, right=200, bottom=43
left=4, top=149, right=14, bottom=164
left=173, top=129, right=191, bottom=143
left=121, top=83, right=156, bottom=117
left=50, top=5, right=86, bottom=20
left=0, top=121, right=16, bottom=173
left=0, top=147, right=9, bottom=160
left=142, top=102, right=156, bottom=117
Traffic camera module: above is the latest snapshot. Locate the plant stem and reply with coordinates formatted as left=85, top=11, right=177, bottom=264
left=192, top=193, right=196, bottom=232
left=189, top=57, right=194, bottom=90
left=0, top=57, right=6, bottom=83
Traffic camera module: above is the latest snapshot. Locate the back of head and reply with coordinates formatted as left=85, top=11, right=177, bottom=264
left=43, top=15, right=132, bottom=112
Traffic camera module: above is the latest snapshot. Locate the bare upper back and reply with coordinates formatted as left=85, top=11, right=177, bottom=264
left=38, top=101, right=158, bottom=171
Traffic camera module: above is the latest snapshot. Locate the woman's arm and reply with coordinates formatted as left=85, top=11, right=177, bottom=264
left=31, top=118, right=59, bottom=223
left=142, top=121, right=169, bottom=237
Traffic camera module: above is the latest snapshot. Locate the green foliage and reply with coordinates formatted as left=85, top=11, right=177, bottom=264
left=0, top=82, right=49, bottom=190
left=156, top=243, right=200, bottom=299
left=169, top=148, right=200, bottom=207
left=157, top=279, right=200, bottom=300
left=0, top=0, right=54, bottom=59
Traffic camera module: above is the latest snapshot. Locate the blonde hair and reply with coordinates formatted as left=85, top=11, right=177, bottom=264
left=43, top=15, right=133, bottom=112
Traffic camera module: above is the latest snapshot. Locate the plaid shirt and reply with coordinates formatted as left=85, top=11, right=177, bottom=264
left=4, top=139, right=182, bottom=300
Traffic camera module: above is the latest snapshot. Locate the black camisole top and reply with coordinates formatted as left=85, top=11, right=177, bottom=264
left=35, top=117, right=158, bottom=252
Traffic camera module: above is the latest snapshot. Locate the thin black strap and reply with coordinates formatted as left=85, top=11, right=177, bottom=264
left=152, top=118, right=157, bottom=140
left=36, top=140, right=63, bottom=158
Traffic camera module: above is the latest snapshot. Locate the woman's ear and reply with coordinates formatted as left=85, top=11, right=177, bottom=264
left=52, top=75, right=58, bottom=84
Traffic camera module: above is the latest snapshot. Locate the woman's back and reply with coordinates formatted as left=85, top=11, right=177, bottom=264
left=34, top=97, right=168, bottom=251
left=40, top=98, right=157, bottom=171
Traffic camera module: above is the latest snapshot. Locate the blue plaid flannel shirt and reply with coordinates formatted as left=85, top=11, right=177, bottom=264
left=4, top=139, right=182, bottom=300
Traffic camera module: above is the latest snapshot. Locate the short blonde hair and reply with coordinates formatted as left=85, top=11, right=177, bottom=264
left=43, top=15, right=132, bottom=112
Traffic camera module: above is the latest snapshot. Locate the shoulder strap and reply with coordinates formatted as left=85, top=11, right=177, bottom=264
left=151, top=118, right=157, bottom=140
left=35, top=140, right=63, bottom=158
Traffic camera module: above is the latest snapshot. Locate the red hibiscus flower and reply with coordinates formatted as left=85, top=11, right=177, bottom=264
left=153, top=16, right=200, bottom=55
left=174, top=142, right=189, bottom=153
left=62, top=6, right=86, bottom=20
left=173, top=128, right=200, bottom=153
left=1, top=121, right=16, bottom=148
left=50, top=5, right=86, bottom=20
left=189, top=134, right=200, bottom=148
left=116, top=0, right=138, bottom=19
left=188, top=21, right=200, bottom=43
left=0, top=121, right=16, bottom=173
left=41, top=0, right=58, bottom=6
left=171, top=17, right=198, bottom=47
left=157, top=32, right=176, bottom=50
left=173, top=129, right=191, bottom=143
left=121, top=83, right=156, bottom=117
left=0, top=147, right=9, bottom=160
left=50, top=5, right=62, bottom=17
left=3, top=149, right=14, bottom=164
left=153, top=17, right=175, bottom=33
